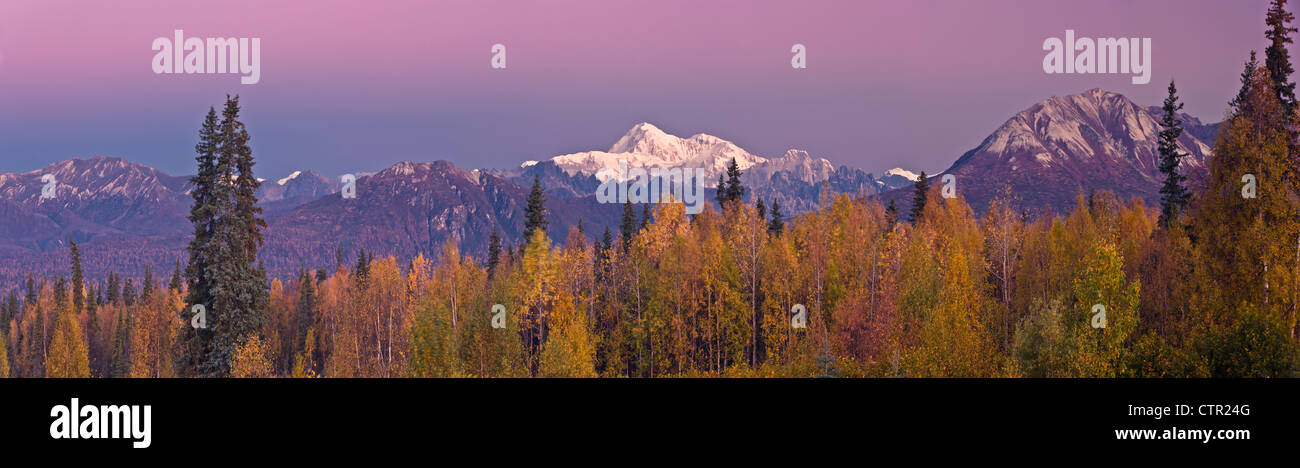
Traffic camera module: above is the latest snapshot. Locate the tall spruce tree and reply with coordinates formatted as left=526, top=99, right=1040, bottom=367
left=295, top=268, right=317, bottom=356
left=106, top=270, right=120, bottom=306
left=178, top=106, right=221, bottom=376
left=141, top=264, right=153, bottom=302
left=1266, top=0, right=1298, bottom=117
left=69, top=239, right=83, bottom=316
left=768, top=200, right=784, bottom=235
left=909, top=171, right=930, bottom=222
left=1232, top=52, right=1260, bottom=113
left=486, top=225, right=502, bottom=280
left=178, top=96, right=269, bottom=377
left=169, top=259, right=183, bottom=293
left=620, top=199, right=637, bottom=253
left=1157, top=80, right=1192, bottom=228
left=206, top=95, right=269, bottom=377
left=885, top=199, right=899, bottom=230
left=523, top=175, right=548, bottom=243
left=723, top=157, right=745, bottom=203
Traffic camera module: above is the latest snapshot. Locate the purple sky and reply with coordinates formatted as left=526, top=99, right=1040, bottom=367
left=0, top=0, right=1281, bottom=179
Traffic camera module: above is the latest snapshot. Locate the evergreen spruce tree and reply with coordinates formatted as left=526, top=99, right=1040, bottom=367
left=141, top=264, right=154, bottom=302
left=1232, top=52, right=1260, bottom=113
left=177, top=96, right=269, bottom=377
left=122, top=278, right=135, bottom=307
left=768, top=200, right=784, bottom=235
left=640, top=203, right=651, bottom=230
left=295, top=268, right=317, bottom=357
left=523, top=175, right=548, bottom=243
left=109, top=307, right=128, bottom=378
left=885, top=199, right=899, bottom=231
left=486, top=225, right=502, bottom=280
left=69, top=239, right=83, bottom=316
left=909, top=171, right=930, bottom=222
left=755, top=198, right=767, bottom=221
left=1157, top=80, right=1192, bottom=228
left=106, top=270, right=120, bottom=306
left=723, top=157, right=745, bottom=203
left=178, top=106, right=221, bottom=376
left=1266, top=0, right=1298, bottom=117
left=715, top=174, right=727, bottom=205
left=620, top=199, right=637, bottom=253
left=169, top=259, right=183, bottom=293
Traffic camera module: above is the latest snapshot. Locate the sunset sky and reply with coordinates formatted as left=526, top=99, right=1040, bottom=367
left=0, top=0, right=1280, bottom=179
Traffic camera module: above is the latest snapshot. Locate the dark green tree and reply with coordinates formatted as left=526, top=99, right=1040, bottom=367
left=1157, top=80, right=1192, bottom=228
left=295, top=268, right=317, bottom=357
left=523, top=175, right=548, bottom=243
left=106, top=270, right=120, bottom=306
left=885, top=199, right=899, bottom=231
left=1232, top=52, right=1260, bottom=113
left=723, top=158, right=745, bottom=203
left=1266, top=0, right=1298, bottom=116
left=768, top=200, right=784, bottom=235
left=755, top=198, right=766, bottom=221
left=620, top=199, right=637, bottom=253
left=69, top=239, right=83, bottom=316
left=909, top=171, right=930, bottom=223
left=487, top=225, right=502, bottom=280
left=177, top=106, right=221, bottom=376
left=169, top=259, right=183, bottom=293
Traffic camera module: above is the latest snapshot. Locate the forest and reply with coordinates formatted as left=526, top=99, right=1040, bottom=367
left=3, top=5, right=1300, bottom=379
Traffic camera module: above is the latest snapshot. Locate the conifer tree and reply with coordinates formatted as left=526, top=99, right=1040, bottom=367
left=885, top=199, right=899, bottom=230
left=909, top=171, right=930, bottom=222
left=69, top=239, right=83, bottom=316
left=106, top=270, right=120, bottom=306
left=141, top=264, right=153, bottom=302
left=295, top=268, right=317, bottom=357
left=620, top=199, right=637, bottom=253
left=487, top=225, right=502, bottom=280
left=1157, top=80, right=1191, bottom=228
left=122, top=278, right=135, bottom=307
left=169, top=259, right=183, bottom=293
left=178, top=106, right=221, bottom=376
left=715, top=174, right=726, bottom=205
left=1232, top=52, right=1260, bottom=113
left=755, top=198, right=767, bottom=221
left=1266, top=0, right=1298, bottom=117
left=723, top=157, right=745, bottom=203
left=768, top=200, right=784, bottom=235
left=523, top=175, right=548, bottom=243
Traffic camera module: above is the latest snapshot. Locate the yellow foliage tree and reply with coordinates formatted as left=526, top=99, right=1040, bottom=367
left=47, top=309, right=90, bottom=378
left=230, top=335, right=274, bottom=378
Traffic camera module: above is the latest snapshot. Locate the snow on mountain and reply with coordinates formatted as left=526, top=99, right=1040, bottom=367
left=277, top=170, right=303, bottom=185
left=878, top=88, right=1217, bottom=214
left=745, top=149, right=835, bottom=185
left=885, top=168, right=920, bottom=181
left=549, top=122, right=767, bottom=181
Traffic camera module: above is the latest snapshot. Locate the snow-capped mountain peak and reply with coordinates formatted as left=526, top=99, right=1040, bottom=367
left=276, top=170, right=303, bottom=186
left=885, top=168, right=921, bottom=181
left=549, top=123, right=767, bottom=181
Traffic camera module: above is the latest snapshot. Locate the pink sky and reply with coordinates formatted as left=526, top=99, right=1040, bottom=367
left=0, top=0, right=1279, bottom=178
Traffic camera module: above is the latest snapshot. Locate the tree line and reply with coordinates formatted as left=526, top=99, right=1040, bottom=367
left=1, top=1, right=1299, bottom=378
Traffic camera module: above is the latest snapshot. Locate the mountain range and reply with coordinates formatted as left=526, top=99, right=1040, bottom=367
left=876, top=88, right=1218, bottom=214
left=0, top=88, right=1222, bottom=290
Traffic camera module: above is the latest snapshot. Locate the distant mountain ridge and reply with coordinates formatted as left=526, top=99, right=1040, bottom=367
left=0, top=89, right=1221, bottom=291
left=877, top=88, right=1216, bottom=214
